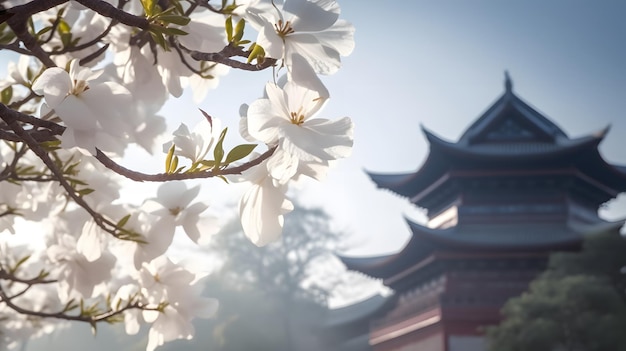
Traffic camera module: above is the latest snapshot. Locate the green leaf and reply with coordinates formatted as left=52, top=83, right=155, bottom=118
left=162, top=27, right=188, bottom=36
left=225, top=16, right=233, bottom=42
left=171, top=155, right=179, bottom=172
left=77, top=188, right=95, bottom=196
left=225, top=144, right=257, bottom=165
left=141, top=0, right=157, bottom=16
left=157, top=15, right=191, bottom=26
left=170, top=1, right=185, bottom=15
left=165, top=144, right=175, bottom=173
left=199, top=160, right=216, bottom=169
left=213, top=128, right=228, bottom=168
left=150, top=31, right=169, bottom=50
left=35, top=26, right=52, bottom=39
left=116, top=214, right=131, bottom=228
left=57, top=19, right=71, bottom=34
left=247, top=42, right=265, bottom=64
left=233, top=18, right=245, bottom=42
left=150, top=24, right=188, bottom=36
left=155, top=6, right=177, bottom=17
left=11, top=255, right=31, bottom=273
left=60, top=32, right=72, bottom=47
left=1, top=86, right=12, bottom=105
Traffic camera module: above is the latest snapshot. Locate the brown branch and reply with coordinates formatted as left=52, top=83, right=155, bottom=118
left=0, top=269, right=56, bottom=285
left=0, top=42, right=34, bottom=55
left=0, top=104, right=65, bottom=136
left=8, top=91, right=39, bottom=110
left=5, top=0, right=68, bottom=68
left=185, top=43, right=277, bottom=72
left=74, top=0, right=149, bottom=30
left=50, top=0, right=126, bottom=56
left=7, top=21, right=56, bottom=68
left=0, top=104, right=126, bottom=240
left=78, top=43, right=110, bottom=66
left=0, top=129, right=58, bottom=143
left=0, top=286, right=158, bottom=323
left=95, top=145, right=277, bottom=182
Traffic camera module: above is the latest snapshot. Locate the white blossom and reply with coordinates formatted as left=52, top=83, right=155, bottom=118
left=143, top=182, right=219, bottom=246
left=238, top=156, right=294, bottom=246
left=245, top=79, right=354, bottom=182
left=47, top=233, right=116, bottom=300
left=31, top=60, right=133, bottom=155
left=248, top=0, right=355, bottom=74
left=162, top=117, right=222, bottom=165
left=138, top=257, right=218, bottom=351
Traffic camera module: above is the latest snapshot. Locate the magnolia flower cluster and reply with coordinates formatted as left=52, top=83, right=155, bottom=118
left=0, top=0, right=354, bottom=350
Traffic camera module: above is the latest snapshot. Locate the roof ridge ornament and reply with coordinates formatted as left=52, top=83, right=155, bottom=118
left=504, top=70, right=513, bottom=93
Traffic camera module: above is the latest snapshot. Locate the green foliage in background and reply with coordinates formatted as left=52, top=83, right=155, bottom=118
left=486, top=230, right=626, bottom=351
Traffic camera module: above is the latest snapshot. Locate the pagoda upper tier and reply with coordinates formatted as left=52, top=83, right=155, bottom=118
left=344, top=73, right=626, bottom=285
left=367, top=73, right=626, bottom=217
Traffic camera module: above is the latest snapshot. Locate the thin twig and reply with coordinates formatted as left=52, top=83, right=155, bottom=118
left=184, top=43, right=277, bottom=72
left=95, top=145, right=277, bottom=182
left=0, top=104, right=126, bottom=240
left=74, top=0, right=149, bottom=29
left=0, top=286, right=157, bottom=323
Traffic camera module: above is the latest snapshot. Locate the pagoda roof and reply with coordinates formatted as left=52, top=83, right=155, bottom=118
left=458, top=71, right=567, bottom=145
left=340, top=217, right=625, bottom=280
left=366, top=73, right=626, bottom=200
left=422, top=126, right=605, bottom=160
left=324, top=294, right=391, bottom=328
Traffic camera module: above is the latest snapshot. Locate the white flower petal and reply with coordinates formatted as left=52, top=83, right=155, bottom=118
left=54, top=94, right=98, bottom=130
left=31, top=67, right=71, bottom=109
left=285, top=0, right=340, bottom=32
left=239, top=177, right=293, bottom=246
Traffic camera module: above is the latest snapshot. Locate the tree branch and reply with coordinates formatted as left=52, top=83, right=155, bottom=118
left=74, top=0, right=149, bottom=29
left=0, top=104, right=130, bottom=240
left=5, top=0, right=68, bottom=68
left=185, top=43, right=278, bottom=72
left=0, top=286, right=158, bottom=324
left=95, top=145, right=277, bottom=182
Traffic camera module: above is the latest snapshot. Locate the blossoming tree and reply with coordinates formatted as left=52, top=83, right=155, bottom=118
left=0, top=0, right=354, bottom=349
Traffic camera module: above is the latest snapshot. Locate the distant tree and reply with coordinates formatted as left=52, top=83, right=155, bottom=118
left=486, top=230, right=626, bottom=351
left=159, top=203, right=350, bottom=351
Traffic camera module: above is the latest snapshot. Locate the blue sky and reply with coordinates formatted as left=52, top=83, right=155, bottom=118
left=130, top=0, right=626, bottom=256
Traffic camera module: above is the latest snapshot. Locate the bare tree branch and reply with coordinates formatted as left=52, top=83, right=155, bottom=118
left=95, top=145, right=277, bottom=182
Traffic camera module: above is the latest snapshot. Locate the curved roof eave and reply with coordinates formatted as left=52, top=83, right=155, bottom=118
left=324, top=294, right=392, bottom=328
left=423, top=127, right=604, bottom=160
left=365, top=147, right=448, bottom=198
left=338, top=253, right=397, bottom=275
left=584, top=151, right=626, bottom=192
left=404, top=217, right=626, bottom=251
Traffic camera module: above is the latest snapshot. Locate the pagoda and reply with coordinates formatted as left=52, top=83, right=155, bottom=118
left=334, top=73, right=626, bottom=351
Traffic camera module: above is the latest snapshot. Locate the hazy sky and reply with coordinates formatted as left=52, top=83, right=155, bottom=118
left=118, top=0, right=626, bottom=257
left=275, top=0, right=626, bottom=255
left=7, top=1, right=625, bottom=349
left=3, top=1, right=626, bottom=255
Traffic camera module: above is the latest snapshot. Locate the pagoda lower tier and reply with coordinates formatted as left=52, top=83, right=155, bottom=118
left=368, top=251, right=550, bottom=351
left=334, top=210, right=624, bottom=351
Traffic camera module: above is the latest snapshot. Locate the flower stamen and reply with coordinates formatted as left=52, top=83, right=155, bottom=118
left=274, top=20, right=295, bottom=37
left=290, top=111, right=305, bottom=125
left=71, top=79, right=90, bottom=95
left=169, top=206, right=182, bottom=216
